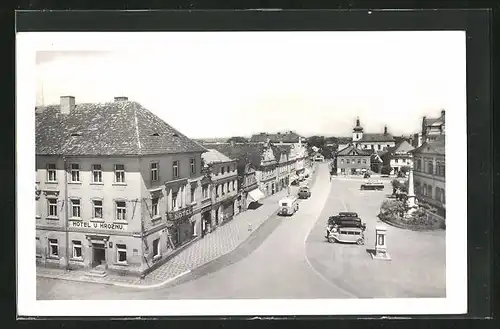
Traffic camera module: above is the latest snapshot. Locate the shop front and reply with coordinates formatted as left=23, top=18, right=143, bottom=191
left=201, top=205, right=212, bottom=237
left=166, top=204, right=194, bottom=247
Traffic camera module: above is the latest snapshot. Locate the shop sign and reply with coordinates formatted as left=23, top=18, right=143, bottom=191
left=69, top=220, right=128, bottom=231
left=166, top=204, right=193, bottom=221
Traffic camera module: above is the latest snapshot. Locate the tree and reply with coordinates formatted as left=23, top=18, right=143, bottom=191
left=381, top=164, right=392, bottom=175
left=400, top=165, right=410, bottom=174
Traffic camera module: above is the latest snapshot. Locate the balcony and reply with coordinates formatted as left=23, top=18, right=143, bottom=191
left=166, top=204, right=194, bottom=221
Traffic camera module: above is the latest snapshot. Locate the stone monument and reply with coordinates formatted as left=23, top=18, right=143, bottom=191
left=371, top=225, right=391, bottom=261
left=405, top=164, right=418, bottom=215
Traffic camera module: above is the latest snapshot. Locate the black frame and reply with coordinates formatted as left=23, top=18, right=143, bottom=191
left=10, top=6, right=493, bottom=324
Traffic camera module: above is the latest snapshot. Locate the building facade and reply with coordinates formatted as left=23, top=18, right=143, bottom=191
left=201, top=149, right=239, bottom=232
left=36, top=96, right=206, bottom=277
left=335, top=145, right=371, bottom=175
left=382, top=140, right=415, bottom=175
left=409, top=137, right=445, bottom=217
left=337, top=118, right=396, bottom=152
left=411, top=110, right=446, bottom=148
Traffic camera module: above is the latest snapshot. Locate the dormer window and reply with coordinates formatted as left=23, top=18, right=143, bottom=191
left=151, top=132, right=160, bottom=137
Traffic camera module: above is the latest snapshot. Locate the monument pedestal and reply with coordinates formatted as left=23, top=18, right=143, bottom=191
left=371, top=225, right=392, bottom=261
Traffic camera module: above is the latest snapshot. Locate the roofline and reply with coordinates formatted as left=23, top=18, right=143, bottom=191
left=36, top=150, right=206, bottom=158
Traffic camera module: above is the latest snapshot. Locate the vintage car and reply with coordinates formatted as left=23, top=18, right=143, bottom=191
left=360, top=180, right=384, bottom=191
left=278, top=197, right=299, bottom=216
left=298, top=186, right=311, bottom=199
left=325, top=213, right=367, bottom=245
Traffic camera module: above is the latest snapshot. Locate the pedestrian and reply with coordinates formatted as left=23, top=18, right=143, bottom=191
left=329, top=175, right=332, bottom=182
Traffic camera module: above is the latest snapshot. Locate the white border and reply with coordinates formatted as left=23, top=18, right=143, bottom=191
left=16, top=32, right=467, bottom=317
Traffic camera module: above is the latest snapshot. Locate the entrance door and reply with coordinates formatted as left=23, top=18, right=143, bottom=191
left=92, top=244, right=106, bottom=268
left=215, top=208, right=219, bottom=225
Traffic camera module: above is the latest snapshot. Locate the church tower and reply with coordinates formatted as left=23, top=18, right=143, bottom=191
left=352, top=117, right=364, bottom=142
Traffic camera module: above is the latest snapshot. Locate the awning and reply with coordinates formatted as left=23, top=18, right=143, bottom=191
left=248, top=188, right=265, bottom=203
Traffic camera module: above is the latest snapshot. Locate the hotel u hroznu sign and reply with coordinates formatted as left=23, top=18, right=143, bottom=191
left=69, top=220, right=128, bottom=231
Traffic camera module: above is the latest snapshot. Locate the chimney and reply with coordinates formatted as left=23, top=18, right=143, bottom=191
left=441, top=109, right=445, bottom=117
left=384, top=125, right=388, bottom=135
left=114, top=96, right=128, bottom=102
left=60, top=96, right=75, bottom=114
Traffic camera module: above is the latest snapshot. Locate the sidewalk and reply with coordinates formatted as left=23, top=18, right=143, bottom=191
left=37, top=175, right=315, bottom=288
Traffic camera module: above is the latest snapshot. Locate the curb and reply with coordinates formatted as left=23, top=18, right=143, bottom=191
left=378, top=216, right=445, bottom=232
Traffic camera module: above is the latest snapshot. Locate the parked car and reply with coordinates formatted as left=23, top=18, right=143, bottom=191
left=325, top=212, right=367, bottom=245
left=298, top=186, right=311, bottom=199
left=360, top=180, right=384, bottom=191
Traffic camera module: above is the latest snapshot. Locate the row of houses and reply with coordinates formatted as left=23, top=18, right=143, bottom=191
left=332, top=111, right=445, bottom=215
left=35, top=96, right=308, bottom=277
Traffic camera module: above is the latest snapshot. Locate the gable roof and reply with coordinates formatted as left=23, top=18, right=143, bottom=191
left=388, top=140, right=415, bottom=154
left=336, top=145, right=372, bottom=156
left=359, top=133, right=395, bottom=142
left=36, top=101, right=206, bottom=156
left=409, top=136, right=445, bottom=155
left=423, top=114, right=445, bottom=127
left=201, top=142, right=265, bottom=171
left=201, top=149, right=235, bottom=164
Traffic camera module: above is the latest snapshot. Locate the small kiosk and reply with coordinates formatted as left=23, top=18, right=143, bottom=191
left=371, top=225, right=391, bottom=261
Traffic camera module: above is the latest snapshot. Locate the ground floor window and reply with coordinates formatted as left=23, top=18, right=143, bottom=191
left=116, top=244, right=127, bottom=264
left=152, top=238, right=160, bottom=258
left=72, top=240, right=82, bottom=259
left=36, top=237, right=41, bottom=257
left=48, top=238, right=58, bottom=258
left=191, top=221, right=196, bottom=237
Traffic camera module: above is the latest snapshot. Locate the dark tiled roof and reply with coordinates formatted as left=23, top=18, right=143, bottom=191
left=336, top=137, right=353, bottom=144
left=359, top=133, right=395, bottom=142
left=336, top=145, right=372, bottom=156
left=36, top=101, right=206, bottom=156
left=249, top=131, right=304, bottom=143
left=201, top=142, right=266, bottom=172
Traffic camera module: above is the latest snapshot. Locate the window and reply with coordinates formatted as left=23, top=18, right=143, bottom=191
left=190, top=187, right=195, bottom=203
left=116, top=244, right=127, bottom=264
left=152, top=197, right=159, bottom=216
left=172, top=192, right=178, bottom=209
left=428, top=162, right=434, bottom=175
left=48, top=198, right=58, bottom=217
left=48, top=238, right=58, bottom=257
left=346, top=159, right=350, bottom=164
left=221, top=166, right=225, bottom=175
left=153, top=238, right=160, bottom=258
left=395, top=159, right=399, bottom=164
left=151, top=162, right=159, bottom=181
left=190, top=158, right=196, bottom=174
left=416, top=159, right=422, bottom=171
left=441, top=188, right=446, bottom=203
left=232, top=181, right=236, bottom=191
left=92, top=164, right=102, bottom=183
left=36, top=237, right=41, bottom=257
left=202, top=185, right=209, bottom=199
left=114, top=164, right=125, bottom=183
left=116, top=201, right=126, bottom=221
left=371, top=145, right=374, bottom=149
left=222, top=184, right=225, bottom=195
left=363, top=159, right=367, bottom=164
left=93, top=200, right=103, bottom=218
left=72, top=240, right=82, bottom=259
left=47, top=163, right=57, bottom=182
left=340, top=159, right=344, bottom=164
left=70, top=163, right=80, bottom=182
left=71, top=199, right=81, bottom=218
left=357, top=159, right=361, bottom=164
left=378, top=145, right=381, bottom=150
left=437, top=163, right=445, bottom=177
left=227, top=165, right=230, bottom=173
left=172, top=161, right=179, bottom=178
left=435, top=187, right=441, bottom=201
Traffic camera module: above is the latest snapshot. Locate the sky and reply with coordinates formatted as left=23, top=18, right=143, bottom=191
left=35, top=31, right=466, bottom=139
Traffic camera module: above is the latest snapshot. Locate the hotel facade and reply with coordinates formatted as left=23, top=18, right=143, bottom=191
left=36, top=96, right=208, bottom=277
